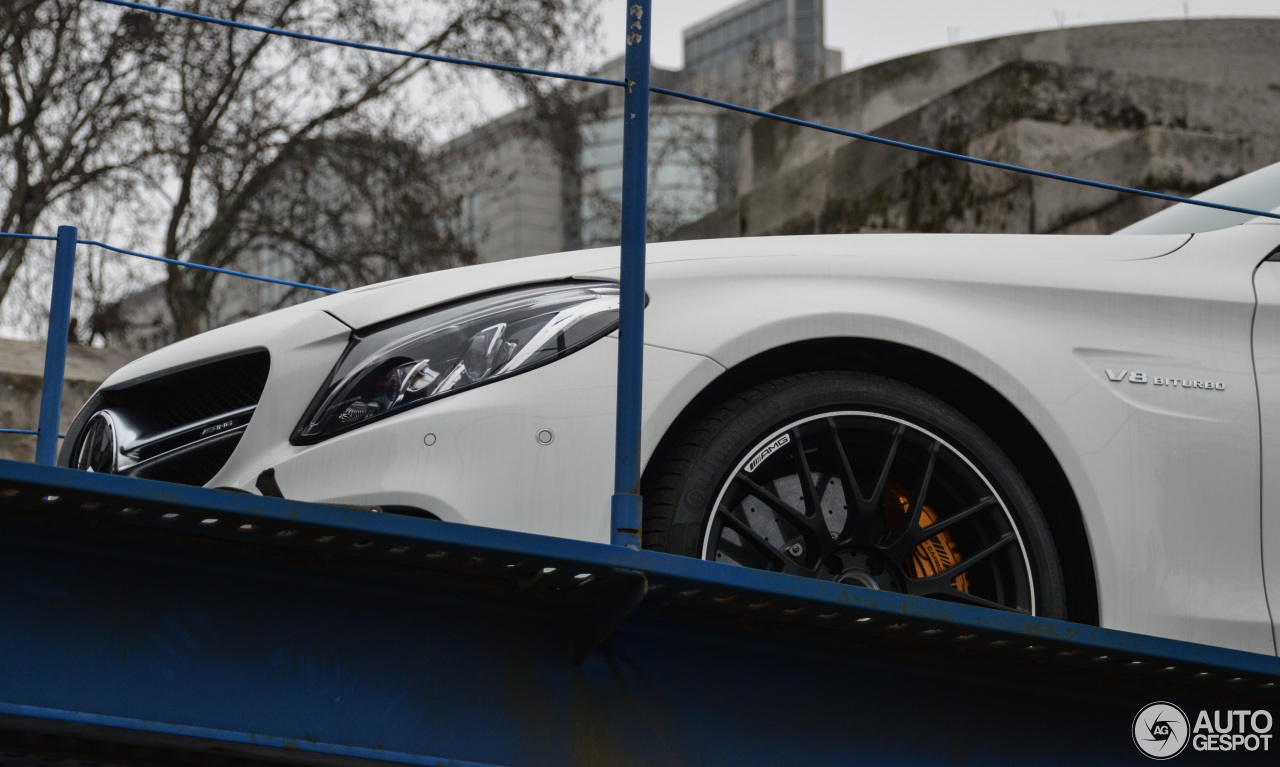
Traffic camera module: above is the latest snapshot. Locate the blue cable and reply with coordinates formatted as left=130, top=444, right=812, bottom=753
left=0, top=235, right=338, bottom=293
left=78, top=240, right=340, bottom=294
left=96, top=0, right=627, bottom=89
left=0, top=232, right=57, bottom=242
left=0, top=429, right=63, bottom=438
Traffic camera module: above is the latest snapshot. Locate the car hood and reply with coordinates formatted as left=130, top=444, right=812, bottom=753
left=305, top=232, right=1190, bottom=329
left=100, top=232, right=1189, bottom=388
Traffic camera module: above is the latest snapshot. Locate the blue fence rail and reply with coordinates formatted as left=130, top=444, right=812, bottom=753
left=611, top=1, right=653, bottom=549
left=34, top=227, right=77, bottom=465
left=5, top=0, right=1280, bottom=540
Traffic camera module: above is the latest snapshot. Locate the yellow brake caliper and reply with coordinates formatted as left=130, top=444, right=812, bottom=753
left=883, top=482, right=970, bottom=592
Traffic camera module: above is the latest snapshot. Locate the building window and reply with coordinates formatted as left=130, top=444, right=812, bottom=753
left=460, top=192, right=481, bottom=248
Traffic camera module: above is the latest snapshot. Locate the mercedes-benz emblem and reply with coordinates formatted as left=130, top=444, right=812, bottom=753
left=74, top=411, right=118, bottom=473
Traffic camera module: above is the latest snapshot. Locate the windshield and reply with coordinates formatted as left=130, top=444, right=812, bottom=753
left=1116, top=161, right=1280, bottom=235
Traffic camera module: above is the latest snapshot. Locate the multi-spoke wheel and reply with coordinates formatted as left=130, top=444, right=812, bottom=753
left=643, top=372, right=1067, bottom=618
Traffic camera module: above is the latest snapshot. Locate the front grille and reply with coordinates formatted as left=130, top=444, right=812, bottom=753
left=114, top=352, right=270, bottom=433
left=61, top=349, right=270, bottom=487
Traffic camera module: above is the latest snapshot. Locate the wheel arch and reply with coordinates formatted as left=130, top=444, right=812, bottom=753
left=641, top=337, right=1100, bottom=626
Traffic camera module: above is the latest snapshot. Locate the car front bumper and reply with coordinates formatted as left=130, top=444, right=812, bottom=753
left=209, top=330, right=723, bottom=545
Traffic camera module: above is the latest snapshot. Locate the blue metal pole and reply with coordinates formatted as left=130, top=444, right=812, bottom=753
left=610, top=2, right=652, bottom=549
left=35, top=225, right=77, bottom=466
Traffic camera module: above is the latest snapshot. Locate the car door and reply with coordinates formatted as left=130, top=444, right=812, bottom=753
left=1248, top=222, right=1280, bottom=654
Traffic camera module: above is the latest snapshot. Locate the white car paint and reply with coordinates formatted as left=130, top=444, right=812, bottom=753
left=85, top=223, right=1280, bottom=656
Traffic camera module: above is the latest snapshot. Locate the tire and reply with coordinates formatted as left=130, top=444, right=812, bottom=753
left=643, top=372, right=1067, bottom=618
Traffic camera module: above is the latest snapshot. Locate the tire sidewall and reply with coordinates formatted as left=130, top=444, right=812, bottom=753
left=656, top=372, right=1066, bottom=618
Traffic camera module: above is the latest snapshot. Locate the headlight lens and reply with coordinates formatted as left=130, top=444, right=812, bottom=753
left=294, top=282, right=619, bottom=442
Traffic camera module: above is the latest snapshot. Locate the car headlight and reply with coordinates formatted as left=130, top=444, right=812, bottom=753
left=293, top=282, right=620, bottom=442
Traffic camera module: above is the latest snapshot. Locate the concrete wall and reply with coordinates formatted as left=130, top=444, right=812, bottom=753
left=674, top=19, right=1280, bottom=241
left=740, top=19, right=1280, bottom=193
left=0, top=339, right=139, bottom=463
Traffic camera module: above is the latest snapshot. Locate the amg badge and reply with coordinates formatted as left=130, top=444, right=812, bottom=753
left=201, top=419, right=238, bottom=437
left=745, top=433, right=791, bottom=473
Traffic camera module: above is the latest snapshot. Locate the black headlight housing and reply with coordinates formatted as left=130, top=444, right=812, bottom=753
left=293, top=282, right=619, bottom=443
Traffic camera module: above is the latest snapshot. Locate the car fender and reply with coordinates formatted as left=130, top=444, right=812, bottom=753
left=578, top=226, right=1280, bottom=653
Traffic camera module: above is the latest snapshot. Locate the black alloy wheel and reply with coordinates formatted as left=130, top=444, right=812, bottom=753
left=643, top=372, right=1067, bottom=618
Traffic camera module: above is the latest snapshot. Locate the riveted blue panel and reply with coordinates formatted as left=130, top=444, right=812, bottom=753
left=0, top=460, right=1275, bottom=766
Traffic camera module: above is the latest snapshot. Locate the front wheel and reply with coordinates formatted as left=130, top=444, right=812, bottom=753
left=643, top=372, right=1067, bottom=618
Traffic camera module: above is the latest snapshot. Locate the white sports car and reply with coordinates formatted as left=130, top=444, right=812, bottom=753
left=62, top=163, right=1280, bottom=656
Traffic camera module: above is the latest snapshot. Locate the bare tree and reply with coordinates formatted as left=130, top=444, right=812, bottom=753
left=0, top=0, right=164, bottom=311
left=132, top=0, right=598, bottom=339
left=236, top=130, right=480, bottom=308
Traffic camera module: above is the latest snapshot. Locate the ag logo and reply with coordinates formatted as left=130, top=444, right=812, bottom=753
left=1133, top=702, right=1190, bottom=759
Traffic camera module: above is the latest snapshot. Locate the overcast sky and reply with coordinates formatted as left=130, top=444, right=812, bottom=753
left=597, top=0, right=1280, bottom=71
